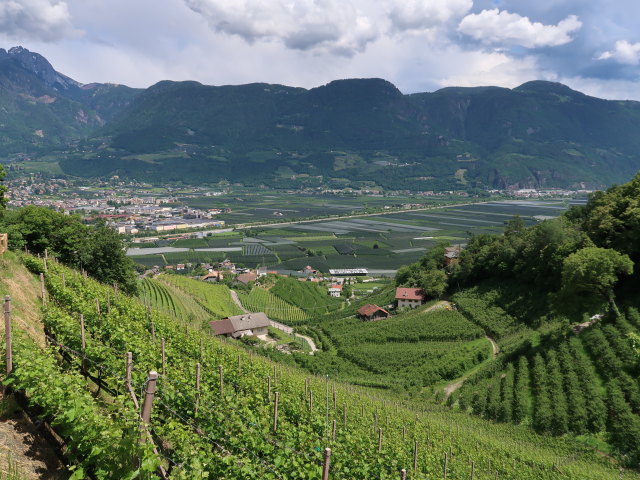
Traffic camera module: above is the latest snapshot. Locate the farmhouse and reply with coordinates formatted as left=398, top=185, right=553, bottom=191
left=444, top=246, right=462, bottom=267
left=236, top=272, right=258, bottom=284
left=201, top=271, right=223, bottom=282
left=395, top=287, right=425, bottom=309
left=357, top=304, right=389, bottom=321
left=209, top=312, right=270, bottom=338
left=328, top=284, right=343, bottom=297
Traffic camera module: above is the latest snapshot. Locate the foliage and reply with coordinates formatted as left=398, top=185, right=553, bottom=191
left=269, top=277, right=343, bottom=314
left=16, top=254, right=631, bottom=479
left=158, top=273, right=244, bottom=319
left=1, top=206, right=138, bottom=294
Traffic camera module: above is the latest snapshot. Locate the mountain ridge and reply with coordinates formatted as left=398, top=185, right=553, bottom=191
left=2, top=46, right=640, bottom=190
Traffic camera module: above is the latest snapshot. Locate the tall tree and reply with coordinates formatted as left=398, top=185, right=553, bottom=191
left=558, top=247, right=633, bottom=315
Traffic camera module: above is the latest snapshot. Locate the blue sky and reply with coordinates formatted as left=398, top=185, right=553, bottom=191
left=1, top=0, right=639, bottom=99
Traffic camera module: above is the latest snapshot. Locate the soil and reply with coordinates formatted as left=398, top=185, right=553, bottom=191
left=0, top=396, right=66, bottom=479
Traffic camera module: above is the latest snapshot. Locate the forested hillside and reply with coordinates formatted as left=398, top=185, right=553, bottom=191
left=3, top=46, right=640, bottom=189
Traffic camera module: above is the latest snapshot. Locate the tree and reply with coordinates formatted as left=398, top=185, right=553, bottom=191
left=82, top=221, right=139, bottom=295
left=558, top=247, right=633, bottom=315
left=418, top=269, right=448, bottom=299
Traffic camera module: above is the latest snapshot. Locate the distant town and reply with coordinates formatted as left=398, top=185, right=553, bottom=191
left=7, top=174, right=592, bottom=236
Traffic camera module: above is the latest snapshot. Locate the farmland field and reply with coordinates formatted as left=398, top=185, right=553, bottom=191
left=128, top=196, right=584, bottom=273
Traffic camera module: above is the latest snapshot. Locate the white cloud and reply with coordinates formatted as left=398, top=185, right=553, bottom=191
left=388, top=0, right=472, bottom=32
left=458, top=9, right=582, bottom=48
left=0, top=0, right=78, bottom=42
left=183, top=0, right=473, bottom=56
left=184, top=0, right=380, bottom=55
left=598, top=40, right=640, bottom=65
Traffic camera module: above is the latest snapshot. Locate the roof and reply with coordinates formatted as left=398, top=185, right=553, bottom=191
left=357, top=304, right=389, bottom=317
left=209, top=318, right=235, bottom=335
left=395, top=287, right=425, bottom=301
left=444, top=246, right=462, bottom=258
left=236, top=272, right=257, bottom=284
left=225, top=312, right=271, bottom=331
left=328, top=284, right=342, bottom=290
left=201, top=271, right=222, bottom=280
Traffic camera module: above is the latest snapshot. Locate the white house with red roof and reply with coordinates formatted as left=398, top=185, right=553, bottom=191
left=328, top=283, right=343, bottom=297
left=395, top=287, right=425, bottom=309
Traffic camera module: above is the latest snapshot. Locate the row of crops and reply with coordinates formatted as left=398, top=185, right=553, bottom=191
left=139, top=277, right=210, bottom=324
left=158, top=274, right=244, bottom=319
left=236, top=287, right=309, bottom=323
left=450, top=300, right=640, bottom=466
left=11, top=254, right=630, bottom=479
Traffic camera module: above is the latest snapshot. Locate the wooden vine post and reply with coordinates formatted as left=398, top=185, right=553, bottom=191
left=400, top=469, right=407, bottom=480
left=125, top=352, right=139, bottom=409
left=4, top=296, right=12, bottom=376
left=161, top=338, right=166, bottom=375
left=219, top=365, right=224, bottom=397
left=273, top=392, right=279, bottom=433
left=79, top=314, right=86, bottom=372
left=95, top=298, right=101, bottom=318
left=195, top=363, right=201, bottom=416
left=322, top=448, right=331, bottom=480
left=40, top=273, right=46, bottom=305
left=443, top=452, right=448, bottom=479
left=378, top=427, right=383, bottom=453
left=413, top=440, right=418, bottom=472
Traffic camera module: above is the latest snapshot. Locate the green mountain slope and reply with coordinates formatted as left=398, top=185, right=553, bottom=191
left=0, top=46, right=140, bottom=155
left=3, top=46, right=640, bottom=189
left=80, top=78, right=640, bottom=189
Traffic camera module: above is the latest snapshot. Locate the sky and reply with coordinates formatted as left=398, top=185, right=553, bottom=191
left=1, top=0, right=639, bottom=100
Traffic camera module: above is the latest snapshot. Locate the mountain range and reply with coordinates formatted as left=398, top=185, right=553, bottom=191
left=2, top=46, right=640, bottom=190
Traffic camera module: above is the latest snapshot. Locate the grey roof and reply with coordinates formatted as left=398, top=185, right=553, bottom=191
left=226, top=312, right=271, bottom=332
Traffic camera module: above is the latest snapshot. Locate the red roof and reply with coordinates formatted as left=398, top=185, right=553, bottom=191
left=395, top=287, right=425, bottom=301
left=209, top=318, right=235, bottom=335
left=357, top=304, right=389, bottom=317
left=329, top=284, right=342, bottom=290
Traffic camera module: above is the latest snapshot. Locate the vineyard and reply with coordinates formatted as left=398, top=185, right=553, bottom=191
left=139, top=277, right=210, bottom=325
left=269, top=277, right=344, bottom=315
left=450, top=311, right=640, bottom=466
left=158, top=274, right=244, bottom=319
left=2, top=254, right=631, bottom=479
left=237, top=287, right=310, bottom=323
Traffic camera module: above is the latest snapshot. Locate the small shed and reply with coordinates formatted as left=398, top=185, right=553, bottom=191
left=357, top=304, right=389, bottom=321
left=209, top=312, right=271, bottom=338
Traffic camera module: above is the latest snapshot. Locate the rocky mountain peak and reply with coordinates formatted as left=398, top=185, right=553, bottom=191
left=4, top=45, right=81, bottom=90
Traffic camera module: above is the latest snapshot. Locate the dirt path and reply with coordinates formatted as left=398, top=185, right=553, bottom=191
left=486, top=335, right=499, bottom=358
left=424, top=300, right=453, bottom=313
left=229, top=289, right=249, bottom=313
left=229, top=290, right=318, bottom=353
left=442, top=335, right=499, bottom=399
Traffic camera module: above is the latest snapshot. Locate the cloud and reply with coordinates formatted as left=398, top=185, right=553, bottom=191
left=184, top=0, right=380, bottom=55
left=458, top=9, right=582, bottom=48
left=183, top=0, right=474, bottom=56
left=0, top=0, right=78, bottom=42
left=598, top=40, right=640, bottom=65
left=388, top=0, right=472, bottom=32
